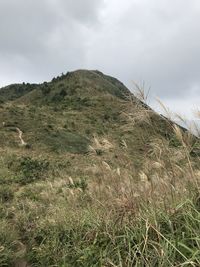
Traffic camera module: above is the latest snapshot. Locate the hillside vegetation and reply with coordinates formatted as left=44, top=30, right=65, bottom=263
left=0, top=70, right=200, bottom=266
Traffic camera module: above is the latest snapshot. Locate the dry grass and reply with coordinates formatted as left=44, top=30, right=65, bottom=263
left=0, top=93, right=200, bottom=266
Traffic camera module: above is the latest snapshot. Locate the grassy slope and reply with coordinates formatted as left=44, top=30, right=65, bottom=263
left=0, top=70, right=200, bottom=266
left=0, top=70, right=176, bottom=174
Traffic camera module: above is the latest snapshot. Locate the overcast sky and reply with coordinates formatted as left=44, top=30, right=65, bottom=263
left=0, top=0, right=200, bottom=119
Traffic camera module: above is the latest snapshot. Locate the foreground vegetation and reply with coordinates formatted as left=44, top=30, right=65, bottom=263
left=1, top=117, right=199, bottom=267
left=0, top=70, right=200, bottom=266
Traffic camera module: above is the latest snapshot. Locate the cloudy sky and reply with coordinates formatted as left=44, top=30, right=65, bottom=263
left=0, top=0, right=200, bottom=119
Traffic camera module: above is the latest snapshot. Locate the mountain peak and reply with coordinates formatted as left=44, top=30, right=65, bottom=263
left=0, top=69, right=134, bottom=105
left=48, top=69, right=131, bottom=100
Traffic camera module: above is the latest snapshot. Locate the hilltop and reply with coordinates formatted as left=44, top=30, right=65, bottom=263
left=0, top=70, right=200, bottom=266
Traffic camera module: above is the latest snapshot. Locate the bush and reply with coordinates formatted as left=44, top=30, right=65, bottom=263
left=41, top=84, right=50, bottom=95
left=17, top=157, right=49, bottom=185
left=59, top=89, right=67, bottom=97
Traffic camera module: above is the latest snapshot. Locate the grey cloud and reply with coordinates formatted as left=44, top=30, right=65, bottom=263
left=59, top=0, right=105, bottom=25
left=87, top=0, right=200, bottom=101
left=0, top=1, right=57, bottom=54
left=0, top=0, right=104, bottom=84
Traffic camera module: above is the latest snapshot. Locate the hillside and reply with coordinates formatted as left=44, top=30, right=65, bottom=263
left=0, top=70, right=187, bottom=162
left=0, top=70, right=200, bottom=266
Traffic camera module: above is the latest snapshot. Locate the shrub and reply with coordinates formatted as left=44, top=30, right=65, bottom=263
left=59, top=89, right=67, bottom=97
left=17, top=157, right=49, bottom=185
left=41, top=84, right=50, bottom=95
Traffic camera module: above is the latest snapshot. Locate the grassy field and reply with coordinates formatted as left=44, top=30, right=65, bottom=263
left=0, top=70, right=200, bottom=266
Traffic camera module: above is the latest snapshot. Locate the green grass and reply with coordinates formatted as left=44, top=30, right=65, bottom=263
left=0, top=70, right=200, bottom=266
left=1, top=190, right=199, bottom=266
left=22, top=199, right=197, bottom=267
left=41, top=130, right=90, bottom=154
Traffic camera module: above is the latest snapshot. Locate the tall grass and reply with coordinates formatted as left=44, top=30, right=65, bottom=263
left=0, top=94, right=200, bottom=266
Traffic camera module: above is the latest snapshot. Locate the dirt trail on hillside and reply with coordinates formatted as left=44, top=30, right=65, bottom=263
left=16, top=127, right=27, bottom=146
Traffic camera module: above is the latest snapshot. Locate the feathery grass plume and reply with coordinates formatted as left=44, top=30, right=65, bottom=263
left=102, top=161, right=112, bottom=171
left=173, top=124, right=185, bottom=145
left=174, top=113, right=196, bottom=147
left=190, top=120, right=200, bottom=137
left=122, top=99, right=152, bottom=128
left=89, top=135, right=114, bottom=155
left=120, top=82, right=154, bottom=132
left=68, top=176, right=74, bottom=186
left=132, top=81, right=151, bottom=104
left=192, top=108, right=200, bottom=136
left=156, top=97, right=173, bottom=120
left=120, top=139, right=127, bottom=148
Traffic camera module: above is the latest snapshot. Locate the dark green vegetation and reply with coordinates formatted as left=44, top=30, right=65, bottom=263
left=0, top=70, right=200, bottom=266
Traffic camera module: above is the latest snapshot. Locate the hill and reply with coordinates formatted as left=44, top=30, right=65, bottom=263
left=0, top=70, right=200, bottom=266
left=0, top=70, right=186, bottom=161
